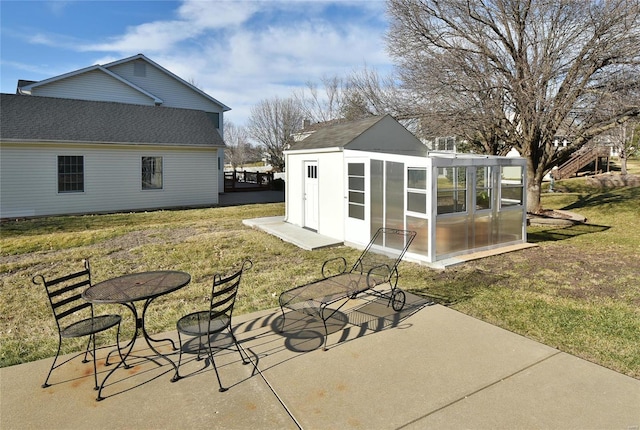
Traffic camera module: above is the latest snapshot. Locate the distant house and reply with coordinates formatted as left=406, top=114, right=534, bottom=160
left=284, top=115, right=528, bottom=266
left=0, top=54, right=230, bottom=219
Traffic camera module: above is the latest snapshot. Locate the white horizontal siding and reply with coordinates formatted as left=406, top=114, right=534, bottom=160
left=30, top=70, right=156, bottom=105
left=108, top=62, right=224, bottom=113
left=0, top=143, right=218, bottom=218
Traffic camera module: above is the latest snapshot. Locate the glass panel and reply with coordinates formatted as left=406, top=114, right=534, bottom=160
left=370, top=160, right=384, bottom=236
left=436, top=216, right=468, bottom=256
left=406, top=216, right=428, bottom=255
left=349, top=191, right=365, bottom=204
left=385, top=161, right=404, bottom=249
left=348, top=163, right=365, bottom=176
left=407, top=192, right=426, bottom=213
left=437, top=167, right=467, bottom=214
left=474, top=214, right=493, bottom=248
left=349, top=204, right=365, bottom=220
left=500, top=165, right=523, bottom=207
left=501, top=187, right=523, bottom=206
left=498, top=210, right=523, bottom=242
left=407, top=168, right=427, bottom=189
left=348, top=176, right=365, bottom=191
left=437, top=190, right=467, bottom=214
left=348, top=162, right=365, bottom=220
left=475, top=166, right=492, bottom=210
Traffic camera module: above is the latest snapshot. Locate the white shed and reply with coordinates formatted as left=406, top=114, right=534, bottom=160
left=284, top=115, right=528, bottom=265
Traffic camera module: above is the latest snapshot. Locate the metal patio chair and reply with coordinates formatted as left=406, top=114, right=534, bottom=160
left=33, top=260, right=123, bottom=390
left=279, top=228, right=416, bottom=350
left=174, top=260, right=252, bottom=392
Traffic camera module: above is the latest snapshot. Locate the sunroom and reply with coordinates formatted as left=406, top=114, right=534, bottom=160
left=341, top=150, right=528, bottom=265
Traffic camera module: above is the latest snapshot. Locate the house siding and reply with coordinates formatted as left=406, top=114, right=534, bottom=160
left=0, top=143, right=218, bottom=219
left=29, top=70, right=156, bottom=105
left=107, top=62, right=224, bottom=114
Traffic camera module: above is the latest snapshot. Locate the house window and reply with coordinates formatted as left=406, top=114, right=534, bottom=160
left=500, top=165, right=524, bottom=207
left=437, top=167, right=467, bottom=214
left=475, top=167, right=493, bottom=210
left=348, top=163, right=365, bottom=220
left=407, top=167, right=427, bottom=214
left=436, top=136, right=455, bottom=151
left=142, top=157, right=163, bottom=190
left=57, top=156, right=84, bottom=193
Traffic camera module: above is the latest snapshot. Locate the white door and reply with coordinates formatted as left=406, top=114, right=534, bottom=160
left=304, top=161, right=319, bottom=231
left=344, top=158, right=369, bottom=243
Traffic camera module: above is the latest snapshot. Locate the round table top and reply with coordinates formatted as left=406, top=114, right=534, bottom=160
left=83, top=271, right=191, bottom=304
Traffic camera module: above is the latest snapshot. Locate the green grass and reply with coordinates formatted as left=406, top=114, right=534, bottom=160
left=1, top=159, right=639, bottom=379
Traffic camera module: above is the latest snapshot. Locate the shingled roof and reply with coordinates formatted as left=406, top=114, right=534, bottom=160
left=0, top=94, right=225, bottom=147
left=289, top=115, right=385, bottom=150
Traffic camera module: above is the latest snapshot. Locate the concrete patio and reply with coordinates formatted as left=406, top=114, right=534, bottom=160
left=2, top=292, right=638, bottom=430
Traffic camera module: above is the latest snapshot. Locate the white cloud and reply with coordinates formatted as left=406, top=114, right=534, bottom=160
left=9, top=0, right=392, bottom=126
left=81, top=20, right=202, bottom=54
left=177, top=0, right=260, bottom=29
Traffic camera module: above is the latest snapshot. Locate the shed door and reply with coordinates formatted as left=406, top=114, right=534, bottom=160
left=304, top=161, right=319, bottom=231
left=345, top=159, right=369, bottom=243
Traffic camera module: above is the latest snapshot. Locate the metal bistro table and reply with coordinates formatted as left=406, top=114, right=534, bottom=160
left=82, top=270, right=191, bottom=400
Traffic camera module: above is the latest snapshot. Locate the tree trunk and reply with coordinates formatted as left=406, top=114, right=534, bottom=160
left=620, top=150, right=628, bottom=175
left=526, top=161, right=544, bottom=214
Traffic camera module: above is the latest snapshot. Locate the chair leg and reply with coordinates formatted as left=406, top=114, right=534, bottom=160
left=206, top=343, right=227, bottom=392
left=82, top=336, right=92, bottom=363
left=173, top=331, right=184, bottom=382
left=230, top=329, right=249, bottom=365
left=279, top=307, right=287, bottom=332
left=42, top=337, right=62, bottom=388
left=90, top=333, right=99, bottom=391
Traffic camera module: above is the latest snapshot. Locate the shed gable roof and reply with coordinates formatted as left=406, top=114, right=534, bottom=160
left=289, top=115, right=386, bottom=151
left=0, top=94, right=225, bottom=147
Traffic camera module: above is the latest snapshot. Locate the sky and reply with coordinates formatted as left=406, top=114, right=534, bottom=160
left=0, top=0, right=393, bottom=126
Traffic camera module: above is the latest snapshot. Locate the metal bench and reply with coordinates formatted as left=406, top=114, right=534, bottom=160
left=279, top=228, right=416, bottom=350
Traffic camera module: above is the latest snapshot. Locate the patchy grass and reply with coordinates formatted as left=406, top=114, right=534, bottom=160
left=1, top=163, right=639, bottom=379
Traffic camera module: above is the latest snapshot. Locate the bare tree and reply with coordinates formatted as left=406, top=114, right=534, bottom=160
left=223, top=120, right=255, bottom=170
left=294, top=75, right=345, bottom=124
left=247, top=96, right=304, bottom=172
left=387, top=0, right=640, bottom=213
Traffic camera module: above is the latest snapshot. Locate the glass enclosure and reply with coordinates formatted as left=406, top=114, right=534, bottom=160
left=349, top=151, right=526, bottom=264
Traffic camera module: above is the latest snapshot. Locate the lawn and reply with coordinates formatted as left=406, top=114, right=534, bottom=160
left=1, top=160, right=639, bottom=380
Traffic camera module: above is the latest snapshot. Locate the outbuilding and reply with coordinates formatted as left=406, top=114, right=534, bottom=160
left=284, top=115, right=528, bottom=266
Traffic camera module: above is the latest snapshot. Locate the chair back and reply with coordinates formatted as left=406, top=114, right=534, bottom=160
left=33, top=260, right=94, bottom=332
left=209, top=260, right=252, bottom=324
left=351, top=228, right=417, bottom=282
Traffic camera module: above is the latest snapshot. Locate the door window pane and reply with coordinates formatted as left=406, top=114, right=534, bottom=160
left=348, top=163, right=365, bottom=220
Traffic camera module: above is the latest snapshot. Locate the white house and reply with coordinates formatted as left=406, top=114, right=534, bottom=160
left=284, top=115, right=528, bottom=265
left=1, top=54, right=230, bottom=219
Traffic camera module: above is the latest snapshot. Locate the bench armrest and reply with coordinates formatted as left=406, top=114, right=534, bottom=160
left=322, top=257, right=347, bottom=278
